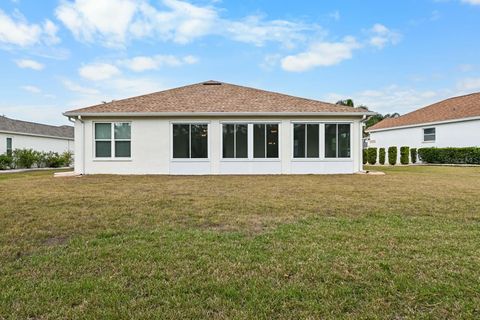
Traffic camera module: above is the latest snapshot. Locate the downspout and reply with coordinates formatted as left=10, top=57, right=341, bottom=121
left=77, top=115, right=85, bottom=175
left=360, top=115, right=367, bottom=172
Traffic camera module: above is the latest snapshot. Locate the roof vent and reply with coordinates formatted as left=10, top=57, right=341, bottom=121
left=203, top=80, right=222, bottom=85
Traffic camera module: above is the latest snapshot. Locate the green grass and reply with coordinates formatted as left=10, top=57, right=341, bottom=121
left=1, top=166, right=480, bottom=319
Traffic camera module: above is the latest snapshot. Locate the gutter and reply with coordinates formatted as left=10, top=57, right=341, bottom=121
left=63, top=111, right=377, bottom=117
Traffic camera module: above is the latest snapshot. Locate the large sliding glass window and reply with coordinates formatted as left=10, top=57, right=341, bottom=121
left=223, top=124, right=248, bottom=158
left=325, top=123, right=351, bottom=158
left=6, top=137, right=12, bottom=156
left=173, top=124, right=208, bottom=159
left=254, top=124, right=279, bottom=158
left=95, top=122, right=131, bottom=158
left=293, top=124, right=319, bottom=158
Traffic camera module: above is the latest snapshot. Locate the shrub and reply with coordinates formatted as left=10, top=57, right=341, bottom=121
left=379, top=148, right=386, bottom=165
left=400, top=146, right=410, bottom=165
left=367, top=147, right=377, bottom=165
left=363, top=149, right=367, bottom=165
left=388, top=146, right=397, bottom=165
left=12, top=149, right=39, bottom=169
left=60, top=151, right=73, bottom=167
left=418, top=147, right=480, bottom=164
left=410, top=148, right=417, bottom=164
left=0, top=154, right=13, bottom=170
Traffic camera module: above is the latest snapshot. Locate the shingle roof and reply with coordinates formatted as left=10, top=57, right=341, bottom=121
left=0, top=116, right=74, bottom=139
left=369, top=92, right=480, bottom=131
left=64, top=80, right=372, bottom=116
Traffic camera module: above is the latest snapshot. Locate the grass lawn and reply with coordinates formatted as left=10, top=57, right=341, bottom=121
left=1, top=166, right=480, bottom=319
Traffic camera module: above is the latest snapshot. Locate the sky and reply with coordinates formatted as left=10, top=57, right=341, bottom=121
left=1, top=0, right=480, bottom=125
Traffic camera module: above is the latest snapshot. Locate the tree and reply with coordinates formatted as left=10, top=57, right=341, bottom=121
left=336, top=99, right=354, bottom=107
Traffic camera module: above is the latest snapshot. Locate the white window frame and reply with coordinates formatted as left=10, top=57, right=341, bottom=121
left=170, top=122, right=210, bottom=161
left=292, top=123, right=321, bottom=159
left=93, top=122, right=132, bottom=160
left=218, top=122, right=281, bottom=162
left=324, top=122, right=353, bottom=160
left=221, top=123, right=249, bottom=159
left=6, top=137, right=13, bottom=156
left=423, top=127, right=436, bottom=143
left=252, top=122, right=280, bottom=160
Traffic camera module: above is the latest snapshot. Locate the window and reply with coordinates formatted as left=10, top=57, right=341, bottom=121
left=423, top=128, right=435, bottom=142
left=94, top=122, right=131, bottom=158
left=173, top=124, right=208, bottom=159
left=6, top=137, right=12, bottom=156
left=223, top=124, right=248, bottom=158
left=254, top=124, right=278, bottom=158
left=293, top=124, right=319, bottom=158
left=325, top=123, right=351, bottom=158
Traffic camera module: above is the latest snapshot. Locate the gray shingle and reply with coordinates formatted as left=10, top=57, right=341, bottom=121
left=0, top=116, right=74, bottom=139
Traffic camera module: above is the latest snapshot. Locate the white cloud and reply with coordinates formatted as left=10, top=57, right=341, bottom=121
left=324, top=85, right=451, bottom=115
left=461, top=0, right=480, bottom=5
left=223, top=15, right=316, bottom=48
left=21, top=85, right=42, bottom=94
left=118, top=54, right=198, bottom=72
left=0, top=10, right=60, bottom=47
left=62, top=79, right=99, bottom=95
left=79, top=63, right=121, bottom=81
left=329, top=11, right=341, bottom=21
left=457, top=78, right=480, bottom=91
left=281, top=36, right=360, bottom=72
left=15, top=59, right=44, bottom=70
left=368, top=23, right=401, bottom=49
left=55, top=0, right=317, bottom=48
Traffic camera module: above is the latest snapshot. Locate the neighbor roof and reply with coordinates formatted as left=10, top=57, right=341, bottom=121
left=0, top=116, right=74, bottom=139
left=64, top=80, right=373, bottom=116
left=369, top=92, right=480, bottom=131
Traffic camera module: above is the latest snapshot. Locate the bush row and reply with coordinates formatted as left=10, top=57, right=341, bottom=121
left=418, top=147, right=480, bottom=164
left=0, top=149, right=73, bottom=170
left=363, top=146, right=480, bottom=165
left=363, top=146, right=417, bottom=166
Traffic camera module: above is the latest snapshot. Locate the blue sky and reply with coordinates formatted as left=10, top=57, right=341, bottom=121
left=1, top=0, right=479, bottom=125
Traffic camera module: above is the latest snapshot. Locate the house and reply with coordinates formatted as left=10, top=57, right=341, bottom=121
left=0, top=116, right=74, bottom=156
left=366, top=93, right=480, bottom=160
left=63, top=80, right=374, bottom=175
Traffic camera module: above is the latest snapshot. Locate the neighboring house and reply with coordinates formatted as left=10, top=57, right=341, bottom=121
left=367, top=92, right=480, bottom=160
left=63, top=80, right=374, bottom=175
left=0, top=116, right=74, bottom=155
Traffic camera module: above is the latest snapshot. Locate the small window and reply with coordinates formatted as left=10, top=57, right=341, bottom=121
left=6, top=137, right=12, bottom=156
left=223, top=124, right=248, bottom=158
left=423, top=128, right=435, bottom=142
left=293, top=124, right=319, bottom=158
left=94, top=122, right=131, bottom=158
left=325, top=123, right=351, bottom=158
left=254, top=124, right=278, bottom=158
left=173, top=124, right=208, bottom=159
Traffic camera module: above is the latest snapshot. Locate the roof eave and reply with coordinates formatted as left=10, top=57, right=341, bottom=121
left=366, top=115, right=480, bottom=132
left=63, top=111, right=376, bottom=117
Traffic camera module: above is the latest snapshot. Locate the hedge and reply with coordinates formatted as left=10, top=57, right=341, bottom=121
left=410, top=148, right=417, bottom=164
left=367, top=147, right=377, bottom=165
left=418, top=147, right=480, bottom=164
left=363, top=149, right=368, bottom=165
left=0, top=149, right=73, bottom=170
left=388, top=146, right=397, bottom=165
left=379, top=148, right=386, bottom=165
left=400, top=146, right=410, bottom=165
